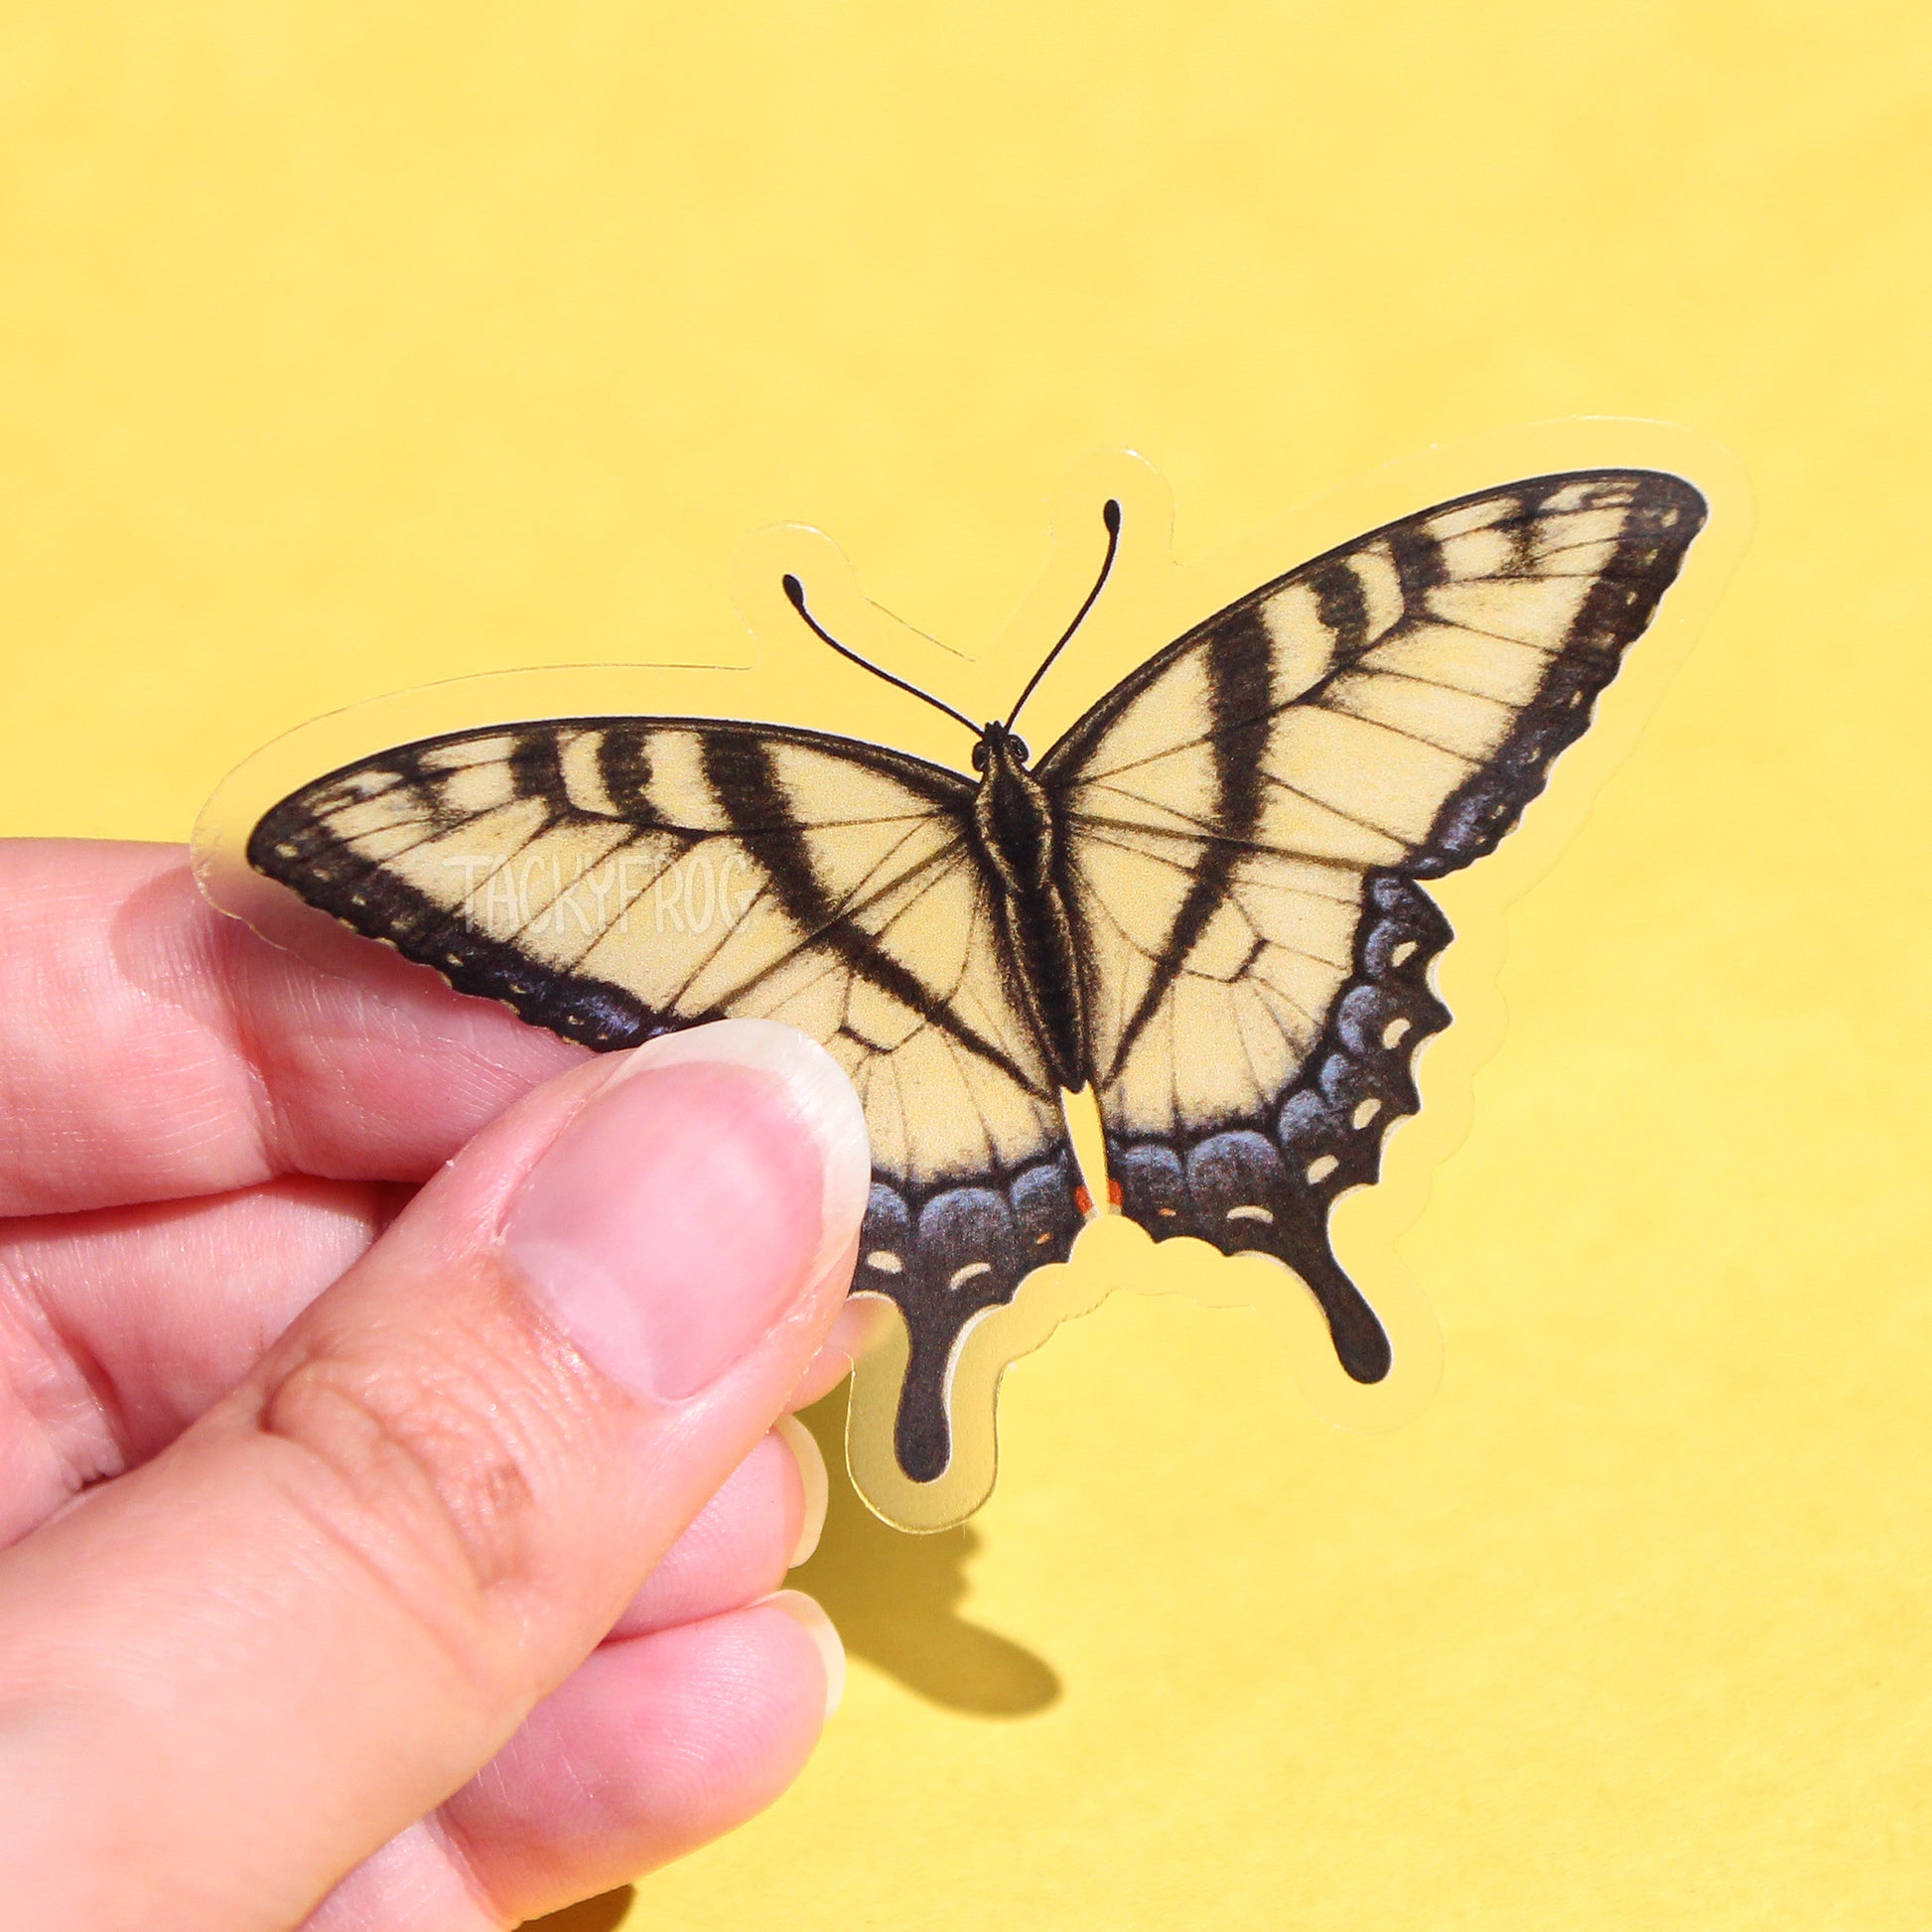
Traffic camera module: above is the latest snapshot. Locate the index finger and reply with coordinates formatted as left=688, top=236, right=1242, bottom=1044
left=0, top=840, right=587, bottom=1215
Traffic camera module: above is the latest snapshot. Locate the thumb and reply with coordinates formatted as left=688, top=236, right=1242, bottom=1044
left=0, top=1019, right=869, bottom=1931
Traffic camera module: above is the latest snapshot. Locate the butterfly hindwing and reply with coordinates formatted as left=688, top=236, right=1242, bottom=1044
left=249, top=716, right=1084, bottom=1481
left=1038, top=470, right=1708, bottom=1374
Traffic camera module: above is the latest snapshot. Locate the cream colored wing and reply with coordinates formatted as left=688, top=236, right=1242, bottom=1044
left=249, top=717, right=1082, bottom=1483
left=1037, top=470, right=1709, bottom=1376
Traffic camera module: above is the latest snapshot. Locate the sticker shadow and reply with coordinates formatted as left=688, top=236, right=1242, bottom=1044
left=522, top=1885, right=634, bottom=1930
left=793, top=1385, right=1061, bottom=1718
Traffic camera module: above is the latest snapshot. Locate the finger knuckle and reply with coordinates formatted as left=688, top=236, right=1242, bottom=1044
left=256, top=1314, right=565, bottom=1636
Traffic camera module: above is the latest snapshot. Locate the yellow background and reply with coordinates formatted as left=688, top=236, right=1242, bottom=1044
left=2, top=4, right=1927, bottom=1927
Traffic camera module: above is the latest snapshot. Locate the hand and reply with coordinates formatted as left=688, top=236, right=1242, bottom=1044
left=0, top=840, right=874, bottom=1930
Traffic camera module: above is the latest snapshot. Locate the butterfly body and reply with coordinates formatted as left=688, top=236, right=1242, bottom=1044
left=246, top=467, right=1710, bottom=1503
left=969, top=721, right=1090, bottom=1093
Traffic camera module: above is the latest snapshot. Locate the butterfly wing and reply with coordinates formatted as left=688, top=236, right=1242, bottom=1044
left=1037, top=470, right=1709, bottom=1376
left=249, top=717, right=1083, bottom=1482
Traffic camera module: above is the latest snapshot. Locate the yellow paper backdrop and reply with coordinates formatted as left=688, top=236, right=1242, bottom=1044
left=2, top=4, right=1927, bottom=1927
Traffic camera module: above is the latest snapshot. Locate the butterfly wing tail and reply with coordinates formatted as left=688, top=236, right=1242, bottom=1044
left=1269, top=1202, right=1393, bottom=1384
left=1108, top=1129, right=1393, bottom=1382
left=893, top=1315, right=964, bottom=1484
left=859, top=1160, right=1084, bottom=1485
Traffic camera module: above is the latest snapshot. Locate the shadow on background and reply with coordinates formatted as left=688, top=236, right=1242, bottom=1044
left=517, top=1391, right=1057, bottom=1925
left=523, top=1886, right=634, bottom=1931
left=791, top=1384, right=1061, bottom=1718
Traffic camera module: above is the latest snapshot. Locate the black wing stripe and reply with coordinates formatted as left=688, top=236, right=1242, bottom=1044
left=686, top=815, right=955, bottom=1014
left=1098, top=606, right=1275, bottom=1079
left=595, top=727, right=653, bottom=814
left=759, top=836, right=976, bottom=1035
left=1385, top=521, right=1449, bottom=601
left=699, top=732, right=1044, bottom=1093
left=509, top=730, right=568, bottom=804
left=1309, top=556, right=1372, bottom=654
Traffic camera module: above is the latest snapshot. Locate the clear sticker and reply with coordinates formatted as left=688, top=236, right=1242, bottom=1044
left=195, top=420, right=1747, bottom=1531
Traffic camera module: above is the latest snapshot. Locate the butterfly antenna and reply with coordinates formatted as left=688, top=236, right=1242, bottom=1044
left=781, top=576, right=981, bottom=737
left=1005, top=498, right=1122, bottom=732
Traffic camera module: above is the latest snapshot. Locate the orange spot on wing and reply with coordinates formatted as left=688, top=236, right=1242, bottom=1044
left=1107, top=1177, right=1124, bottom=1208
left=1073, top=1184, right=1094, bottom=1216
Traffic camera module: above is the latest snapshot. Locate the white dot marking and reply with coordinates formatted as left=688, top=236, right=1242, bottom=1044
left=865, top=1251, right=903, bottom=1275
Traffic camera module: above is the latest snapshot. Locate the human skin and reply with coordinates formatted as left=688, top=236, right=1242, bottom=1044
left=0, top=840, right=878, bottom=1930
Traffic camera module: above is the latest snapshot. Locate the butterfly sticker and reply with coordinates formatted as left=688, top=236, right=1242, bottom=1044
left=208, top=438, right=1725, bottom=1529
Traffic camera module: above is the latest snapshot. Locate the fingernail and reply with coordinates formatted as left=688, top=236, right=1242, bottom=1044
left=503, top=1021, right=869, bottom=1402
left=775, top=1414, right=829, bottom=1569
left=760, top=1589, right=846, bottom=1721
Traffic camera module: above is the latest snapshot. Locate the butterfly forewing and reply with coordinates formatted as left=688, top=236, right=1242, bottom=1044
left=250, top=716, right=1085, bottom=1483
left=1038, top=471, right=1708, bottom=1377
